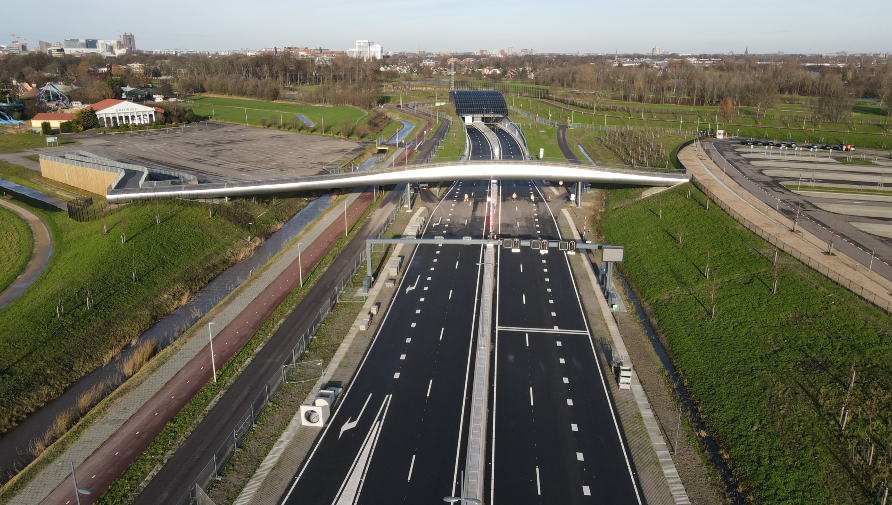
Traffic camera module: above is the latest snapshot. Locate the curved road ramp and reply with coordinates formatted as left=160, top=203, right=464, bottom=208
left=105, top=160, right=689, bottom=203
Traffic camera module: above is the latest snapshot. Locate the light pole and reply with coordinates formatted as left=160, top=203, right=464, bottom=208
left=208, top=322, right=216, bottom=383
left=70, top=461, right=92, bottom=505
left=297, top=242, right=304, bottom=287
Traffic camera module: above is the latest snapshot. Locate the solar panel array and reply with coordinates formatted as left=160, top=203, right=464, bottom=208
left=450, top=90, right=508, bottom=117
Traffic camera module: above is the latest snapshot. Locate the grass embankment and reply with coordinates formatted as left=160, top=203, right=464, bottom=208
left=0, top=133, right=78, bottom=154
left=601, top=183, right=892, bottom=503
left=0, top=181, right=316, bottom=439
left=0, top=205, right=32, bottom=293
left=97, top=192, right=389, bottom=505
left=189, top=95, right=399, bottom=141
left=528, top=97, right=892, bottom=151
left=0, top=161, right=97, bottom=199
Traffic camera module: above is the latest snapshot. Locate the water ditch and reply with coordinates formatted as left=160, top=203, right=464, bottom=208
left=384, top=118, right=414, bottom=145
left=616, top=271, right=742, bottom=504
left=0, top=194, right=334, bottom=483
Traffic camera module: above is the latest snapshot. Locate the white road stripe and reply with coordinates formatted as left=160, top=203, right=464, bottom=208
left=577, top=452, right=584, bottom=461
left=449, top=289, right=453, bottom=299
left=439, top=327, right=444, bottom=340
left=522, top=294, right=526, bottom=304
left=536, top=466, right=541, bottom=495
left=530, top=387, right=534, bottom=406
left=427, top=380, right=432, bottom=397
left=526, top=333, right=529, bottom=347
left=408, top=454, right=416, bottom=481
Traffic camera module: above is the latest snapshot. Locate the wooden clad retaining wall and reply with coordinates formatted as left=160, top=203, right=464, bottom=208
left=39, top=159, right=119, bottom=196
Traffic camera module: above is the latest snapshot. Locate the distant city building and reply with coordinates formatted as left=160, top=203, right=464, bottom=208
left=652, top=47, right=660, bottom=56
left=62, top=38, right=120, bottom=56
left=346, top=40, right=383, bottom=60
left=531, top=47, right=537, bottom=55
left=118, top=32, right=136, bottom=53
left=508, top=46, right=514, bottom=55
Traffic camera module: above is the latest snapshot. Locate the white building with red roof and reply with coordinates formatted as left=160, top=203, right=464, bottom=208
left=88, top=99, right=164, bottom=128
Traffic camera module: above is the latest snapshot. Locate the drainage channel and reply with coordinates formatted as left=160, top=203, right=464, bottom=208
left=617, top=271, right=742, bottom=504
left=0, top=194, right=335, bottom=483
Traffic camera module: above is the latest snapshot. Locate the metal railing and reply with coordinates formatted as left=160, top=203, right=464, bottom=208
left=508, top=104, right=701, bottom=137
left=174, top=192, right=401, bottom=505
left=691, top=175, right=892, bottom=314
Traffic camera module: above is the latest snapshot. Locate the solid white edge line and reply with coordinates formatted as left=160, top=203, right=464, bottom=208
left=282, top=183, right=457, bottom=503
left=535, top=466, right=541, bottom=495
left=545, top=183, right=643, bottom=504
left=451, top=185, right=488, bottom=497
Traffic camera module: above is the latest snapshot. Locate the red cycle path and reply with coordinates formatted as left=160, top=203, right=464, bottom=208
left=44, top=190, right=374, bottom=505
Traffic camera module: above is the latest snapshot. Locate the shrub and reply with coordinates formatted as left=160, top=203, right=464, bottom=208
left=40, top=121, right=52, bottom=135
left=59, top=121, right=72, bottom=134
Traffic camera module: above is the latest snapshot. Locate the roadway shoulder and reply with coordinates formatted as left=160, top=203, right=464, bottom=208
left=558, top=207, right=692, bottom=505
left=235, top=206, right=422, bottom=505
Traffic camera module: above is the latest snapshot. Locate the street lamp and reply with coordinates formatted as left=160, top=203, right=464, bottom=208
left=297, top=242, right=304, bottom=287
left=69, top=461, right=92, bottom=505
left=208, top=322, right=216, bottom=383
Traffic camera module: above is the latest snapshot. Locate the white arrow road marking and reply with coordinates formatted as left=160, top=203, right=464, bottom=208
left=339, top=394, right=372, bottom=439
left=405, top=275, right=420, bottom=294
left=333, top=395, right=392, bottom=505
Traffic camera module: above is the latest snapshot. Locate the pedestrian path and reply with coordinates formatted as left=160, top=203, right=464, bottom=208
left=10, top=192, right=364, bottom=505
left=0, top=177, right=67, bottom=210
left=0, top=199, right=53, bottom=309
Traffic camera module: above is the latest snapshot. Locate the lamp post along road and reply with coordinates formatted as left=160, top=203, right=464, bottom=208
left=208, top=322, right=217, bottom=383
left=70, top=461, right=92, bottom=505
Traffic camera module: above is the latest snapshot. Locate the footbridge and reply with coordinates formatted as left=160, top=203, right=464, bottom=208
left=105, top=160, right=689, bottom=202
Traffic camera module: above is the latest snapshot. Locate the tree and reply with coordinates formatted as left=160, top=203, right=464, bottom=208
left=15, top=71, right=25, bottom=83
left=718, top=98, right=734, bottom=117
left=158, top=81, right=173, bottom=97
left=74, top=107, right=99, bottom=130
left=183, top=109, right=197, bottom=123
left=41, top=121, right=52, bottom=135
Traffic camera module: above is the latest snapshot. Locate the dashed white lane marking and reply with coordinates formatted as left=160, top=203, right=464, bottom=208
left=536, top=466, right=541, bottom=495
left=520, top=264, right=523, bottom=272
left=427, top=276, right=431, bottom=280
left=571, top=424, right=578, bottom=431
left=551, top=312, right=556, bottom=316
left=416, top=309, right=421, bottom=314
left=548, top=300, right=553, bottom=304
left=433, top=259, right=438, bottom=263
left=559, top=358, right=565, bottom=364
left=543, top=269, right=548, bottom=273
left=406, top=338, right=411, bottom=343
left=455, top=261, right=459, bottom=269
left=530, top=387, right=534, bottom=406
left=439, top=327, right=444, bottom=340
left=400, top=354, right=406, bottom=360
left=394, top=373, right=400, bottom=378
left=556, top=341, right=562, bottom=346
left=427, top=380, right=432, bottom=397
left=526, top=333, right=529, bottom=347
left=430, top=267, right=435, bottom=271
left=411, top=323, right=416, bottom=328
left=547, top=288, right=551, bottom=292
left=567, top=399, right=574, bottom=405
left=523, top=294, right=526, bottom=304
left=563, top=377, right=569, bottom=384
left=449, top=289, right=453, bottom=299
left=420, top=298, right=425, bottom=302
left=408, top=454, right=416, bottom=481
left=545, top=277, right=550, bottom=282
left=577, top=452, right=585, bottom=461
left=541, top=259, right=546, bottom=263
left=583, top=485, right=591, bottom=496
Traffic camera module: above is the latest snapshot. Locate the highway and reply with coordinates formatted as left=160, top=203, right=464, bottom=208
left=467, top=126, right=493, bottom=161
left=492, top=125, right=526, bottom=160
left=489, top=179, right=642, bottom=504
left=279, top=123, right=641, bottom=504
left=281, top=181, right=492, bottom=504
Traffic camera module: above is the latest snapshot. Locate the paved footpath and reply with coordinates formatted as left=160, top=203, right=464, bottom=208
left=11, top=189, right=372, bottom=505
left=0, top=198, right=53, bottom=309
left=680, top=143, right=892, bottom=310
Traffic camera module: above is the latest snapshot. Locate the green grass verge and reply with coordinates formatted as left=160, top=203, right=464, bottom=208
left=0, top=205, right=32, bottom=294
left=96, top=192, right=387, bottom=505
left=0, top=133, right=79, bottom=154
left=0, top=184, right=315, bottom=437
left=601, top=182, right=892, bottom=503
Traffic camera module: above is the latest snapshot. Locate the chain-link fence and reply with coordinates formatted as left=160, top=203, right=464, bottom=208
left=691, top=175, right=892, bottom=314
left=174, top=193, right=401, bottom=505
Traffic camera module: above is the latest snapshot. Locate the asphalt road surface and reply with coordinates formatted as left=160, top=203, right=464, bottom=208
left=467, top=126, right=493, bottom=161
left=280, top=181, right=493, bottom=504
left=492, top=126, right=525, bottom=161
left=489, top=180, right=642, bottom=504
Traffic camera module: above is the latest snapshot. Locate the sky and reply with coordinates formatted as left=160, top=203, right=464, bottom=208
left=11, top=0, right=892, bottom=55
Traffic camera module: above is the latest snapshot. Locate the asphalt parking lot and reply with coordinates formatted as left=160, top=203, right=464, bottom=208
left=35, top=122, right=367, bottom=183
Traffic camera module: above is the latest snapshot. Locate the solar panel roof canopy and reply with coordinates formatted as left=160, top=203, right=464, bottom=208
left=450, top=90, right=508, bottom=117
